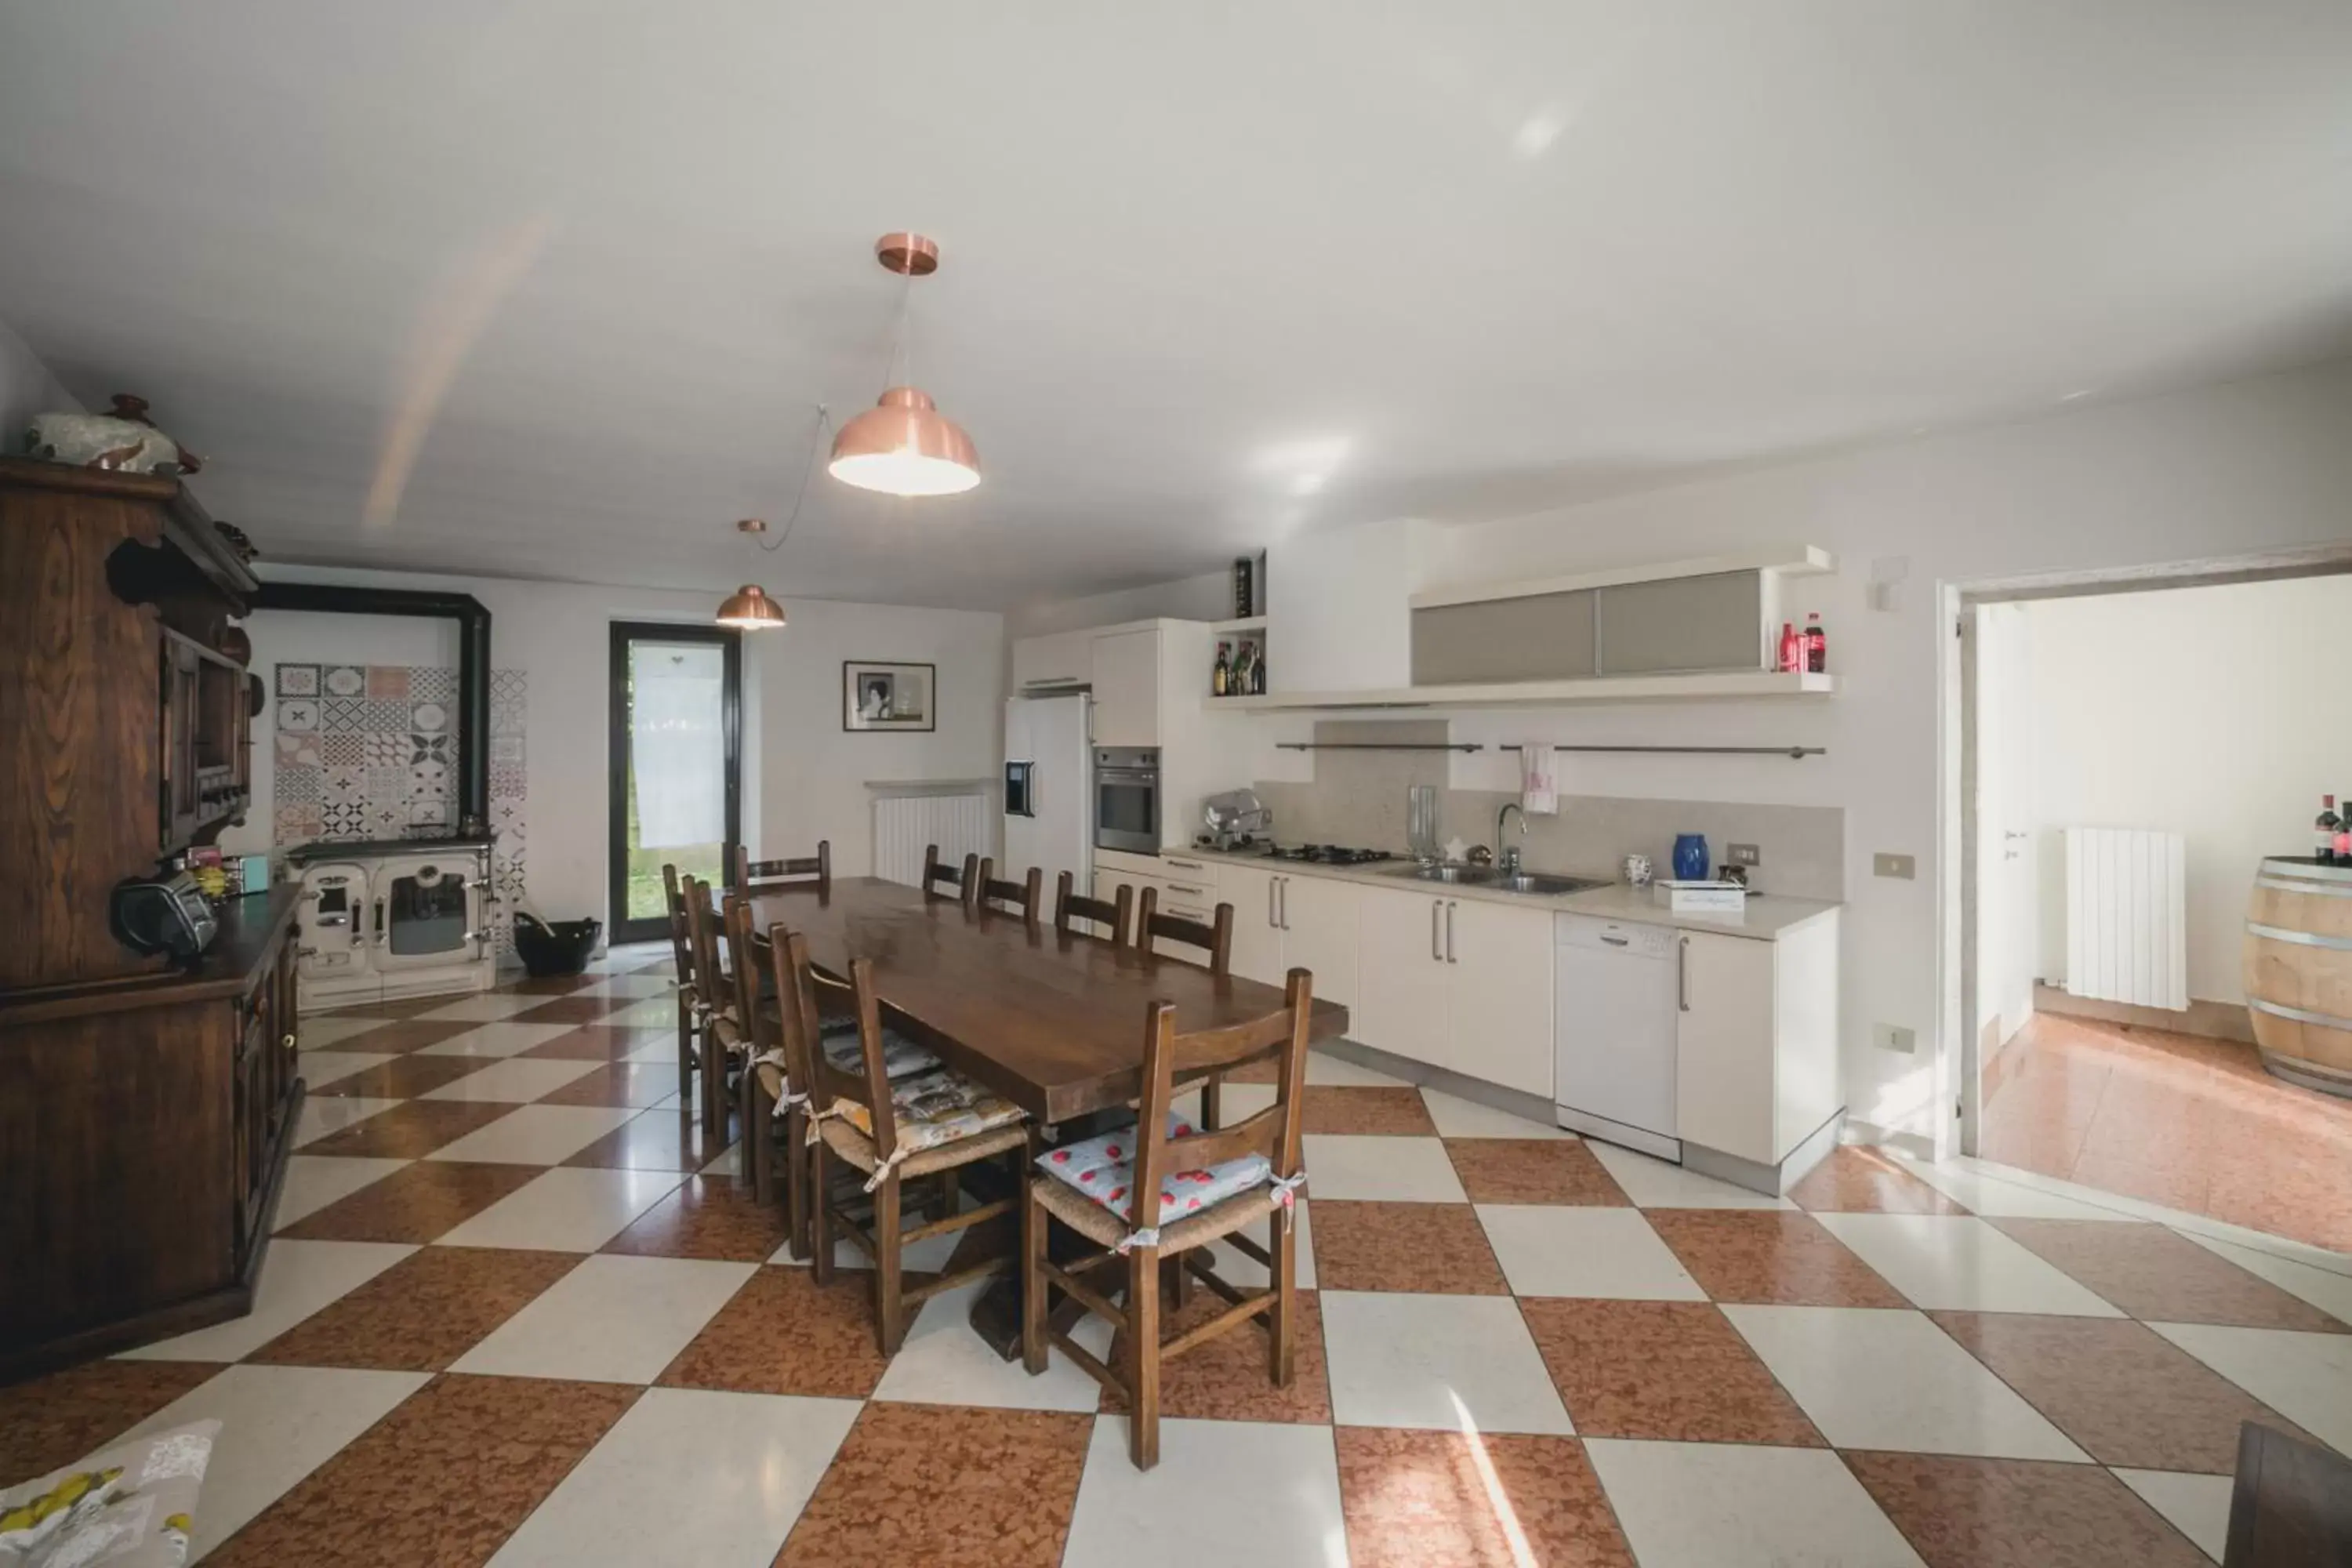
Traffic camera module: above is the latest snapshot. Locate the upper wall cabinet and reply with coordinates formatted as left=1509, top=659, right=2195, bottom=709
left=1012, top=630, right=1091, bottom=692
left=1089, top=627, right=1161, bottom=749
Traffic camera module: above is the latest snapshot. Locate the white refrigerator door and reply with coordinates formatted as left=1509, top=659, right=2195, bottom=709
left=1004, top=693, right=1090, bottom=896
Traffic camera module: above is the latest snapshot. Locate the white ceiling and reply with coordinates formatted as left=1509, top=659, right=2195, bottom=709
left=3, top=2, right=2350, bottom=612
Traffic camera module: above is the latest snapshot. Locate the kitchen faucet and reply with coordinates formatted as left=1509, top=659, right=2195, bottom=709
left=1495, top=800, right=1526, bottom=874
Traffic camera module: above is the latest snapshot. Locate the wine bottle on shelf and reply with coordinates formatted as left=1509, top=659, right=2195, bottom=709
left=1232, top=640, right=1255, bottom=696
left=1805, top=612, right=1827, bottom=673
left=2336, top=790, right=2351, bottom=864
left=1212, top=642, right=1230, bottom=698
left=2320, top=795, right=2343, bottom=864
left=1252, top=641, right=1267, bottom=694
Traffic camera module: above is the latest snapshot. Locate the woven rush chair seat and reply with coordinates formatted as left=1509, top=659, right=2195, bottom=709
left=819, top=1116, right=1029, bottom=1181
left=1034, top=1176, right=1283, bottom=1255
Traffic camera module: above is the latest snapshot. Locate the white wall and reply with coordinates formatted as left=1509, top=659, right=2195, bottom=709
left=2021, top=575, right=2352, bottom=1007
left=1050, top=358, right=2352, bottom=1144
left=0, top=317, right=79, bottom=436
left=227, top=565, right=1002, bottom=928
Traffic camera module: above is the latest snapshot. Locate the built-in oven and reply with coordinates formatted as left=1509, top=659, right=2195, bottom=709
left=1093, top=747, right=1161, bottom=854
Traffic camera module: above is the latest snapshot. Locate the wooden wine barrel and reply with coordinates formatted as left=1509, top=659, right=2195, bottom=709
left=2245, top=857, right=2352, bottom=1098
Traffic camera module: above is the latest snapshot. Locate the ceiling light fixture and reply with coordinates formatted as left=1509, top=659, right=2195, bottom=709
left=828, top=233, right=981, bottom=498
left=713, top=405, right=831, bottom=631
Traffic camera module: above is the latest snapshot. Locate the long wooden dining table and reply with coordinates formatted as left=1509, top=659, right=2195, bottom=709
left=742, top=875, right=1350, bottom=1356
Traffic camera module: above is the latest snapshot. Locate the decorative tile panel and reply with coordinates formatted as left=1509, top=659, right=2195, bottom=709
left=275, top=663, right=320, bottom=697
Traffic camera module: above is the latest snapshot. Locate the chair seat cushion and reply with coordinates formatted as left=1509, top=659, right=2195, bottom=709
left=820, top=1115, right=1029, bottom=1179
left=829, top=1068, right=1024, bottom=1157
left=821, top=1027, right=939, bottom=1080
left=1036, top=1113, right=1273, bottom=1225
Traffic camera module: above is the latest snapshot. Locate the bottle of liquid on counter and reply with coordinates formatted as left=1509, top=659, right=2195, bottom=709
left=2336, top=791, right=2352, bottom=863
left=1212, top=642, right=1230, bottom=698
left=2319, top=795, right=2343, bottom=864
left=1777, top=622, right=1802, bottom=673
left=1805, top=612, right=1827, bottom=673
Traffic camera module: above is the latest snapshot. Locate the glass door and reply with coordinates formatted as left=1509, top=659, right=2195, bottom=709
left=608, top=623, right=741, bottom=946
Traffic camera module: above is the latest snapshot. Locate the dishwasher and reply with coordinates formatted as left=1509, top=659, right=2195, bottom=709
left=1554, top=913, right=1682, bottom=1160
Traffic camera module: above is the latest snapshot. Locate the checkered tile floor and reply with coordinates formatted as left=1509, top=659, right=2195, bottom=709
left=8, top=947, right=2351, bottom=1566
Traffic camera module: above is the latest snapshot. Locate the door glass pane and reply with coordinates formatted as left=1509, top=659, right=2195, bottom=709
left=625, top=640, right=727, bottom=922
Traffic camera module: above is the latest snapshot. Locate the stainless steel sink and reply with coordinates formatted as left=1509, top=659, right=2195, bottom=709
left=1397, top=864, right=1490, bottom=884
left=1387, top=865, right=1612, bottom=897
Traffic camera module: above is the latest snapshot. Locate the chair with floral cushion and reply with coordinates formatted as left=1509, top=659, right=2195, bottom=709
left=733, top=840, right=830, bottom=894
left=1022, top=968, right=1314, bottom=1470
left=920, top=844, right=978, bottom=909
left=1053, top=870, right=1132, bottom=948
left=662, top=864, right=703, bottom=1106
left=783, top=934, right=1029, bottom=1353
left=679, top=876, right=742, bottom=1138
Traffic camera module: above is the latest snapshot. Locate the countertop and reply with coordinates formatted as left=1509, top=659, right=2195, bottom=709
left=0, top=884, right=301, bottom=1024
left=1169, top=844, right=1842, bottom=941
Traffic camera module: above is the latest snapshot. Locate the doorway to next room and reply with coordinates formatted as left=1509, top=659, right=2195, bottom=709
left=607, top=621, right=741, bottom=946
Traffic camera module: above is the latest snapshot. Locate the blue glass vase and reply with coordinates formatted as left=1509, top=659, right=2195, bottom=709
left=1671, top=833, right=1710, bottom=882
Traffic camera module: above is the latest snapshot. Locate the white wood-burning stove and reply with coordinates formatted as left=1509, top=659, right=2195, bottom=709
left=292, top=838, right=497, bottom=1010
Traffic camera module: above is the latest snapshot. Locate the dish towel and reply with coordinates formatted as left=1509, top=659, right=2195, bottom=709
left=1519, top=742, right=1559, bottom=815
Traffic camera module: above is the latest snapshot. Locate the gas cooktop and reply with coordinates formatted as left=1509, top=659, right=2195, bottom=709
left=1258, top=844, right=1398, bottom=866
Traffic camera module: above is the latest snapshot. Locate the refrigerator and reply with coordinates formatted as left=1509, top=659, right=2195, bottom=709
left=1004, top=691, right=1092, bottom=898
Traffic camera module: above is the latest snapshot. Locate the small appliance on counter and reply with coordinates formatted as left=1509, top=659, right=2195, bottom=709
left=1653, top=879, right=1747, bottom=915
left=109, top=871, right=220, bottom=961
left=1202, top=789, right=1272, bottom=851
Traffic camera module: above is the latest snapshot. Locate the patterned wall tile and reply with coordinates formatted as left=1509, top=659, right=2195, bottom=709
left=276, top=766, right=322, bottom=805
left=357, top=699, right=409, bottom=732
left=321, top=696, right=367, bottom=732
left=275, top=663, right=320, bottom=697
left=362, top=732, right=407, bottom=768
left=410, top=666, right=455, bottom=705
left=411, top=734, right=453, bottom=764
left=321, top=665, right=366, bottom=699
left=366, top=666, right=410, bottom=701
left=275, top=803, right=322, bottom=840
left=278, top=698, right=321, bottom=731
left=275, top=731, right=322, bottom=769
left=412, top=700, right=452, bottom=735
left=321, top=733, right=365, bottom=768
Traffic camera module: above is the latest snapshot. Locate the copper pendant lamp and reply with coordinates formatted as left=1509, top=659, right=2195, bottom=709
left=828, top=233, right=982, bottom=498
left=715, top=581, right=786, bottom=630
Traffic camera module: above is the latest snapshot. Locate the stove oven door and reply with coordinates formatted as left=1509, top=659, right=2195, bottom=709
left=371, top=853, right=487, bottom=971
left=296, top=863, right=372, bottom=982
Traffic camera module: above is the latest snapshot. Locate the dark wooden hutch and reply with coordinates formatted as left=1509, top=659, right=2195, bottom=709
left=0, top=454, right=303, bottom=1381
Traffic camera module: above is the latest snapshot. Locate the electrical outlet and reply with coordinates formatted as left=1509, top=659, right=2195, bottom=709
left=1873, top=852, right=1916, bottom=880
left=1875, top=1022, right=1918, bottom=1054
left=1727, top=844, right=1761, bottom=866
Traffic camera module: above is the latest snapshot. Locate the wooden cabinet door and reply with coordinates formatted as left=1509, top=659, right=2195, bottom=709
left=1674, top=931, right=1777, bottom=1166
left=1219, top=864, right=1285, bottom=986
left=1276, top=873, right=1358, bottom=1011
left=1355, top=885, right=1450, bottom=1066
left=1445, top=898, right=1555, bottom=1098
left=1088, top=629, right=1161, bottom=748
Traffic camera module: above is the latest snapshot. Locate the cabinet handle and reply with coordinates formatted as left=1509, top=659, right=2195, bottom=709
left=1679, top=935, right=1691, bottom=1012
left=1600, top=934, right=1629, bottom=947
left=1164, top=858, right=1204, bottom=872
left=1166, top=883, right=1207, bottom=897
left=1269, top=877, right=1279, bottom=930
left=282, top=1033, right=296, bottom=1051
left=1446, top=900, right=1457, bottom=964
left=1279, top=877, right=1290, bottom=931
left=1431, top=900, right=1443, bottom=961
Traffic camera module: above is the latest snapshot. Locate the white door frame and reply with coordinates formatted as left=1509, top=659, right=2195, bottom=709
left=1944, top=544, right=2352, bottom=1156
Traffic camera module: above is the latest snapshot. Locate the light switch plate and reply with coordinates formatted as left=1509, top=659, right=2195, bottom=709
left=1873, top=852, right=1916, bottom=880
left=1875, top=1023, right=1918, bottom=1054
left=1727, top=843, right=1761, bottom=866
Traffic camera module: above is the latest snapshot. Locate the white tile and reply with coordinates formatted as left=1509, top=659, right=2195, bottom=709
left=293, top=1050, right=394, bottom=1088
left=1209, top=1082, right=1278, bottom=1123
left=299, top=1014, right=394, bottom=1048
left=2112, top=1468, right=2232, bottom=1563
left=604, top=996, right=684, bottom=1028
left=1810, top=1214, right=2125, bottom=1316
left=1305, top=1049, right=1410, bottom=1087
left=489, top=1388, right=857, bottom=1566
left=434, top=1167, right=684, bottom=1252
left=1722, top=1305, right=2089, bottom=1461
left=1064, top=1417, right=1348, bottom=1568
left=1585, top=1141, right=1795, bottom=1210
left=416, top=1020, right=583, bottom=1058
left=274, top=1156, right=411, bottom=1228
left=625, top=1033, right=683, bottom=1064
left=123, top=1364, right=429, bottom=1563
left=1420, top=1087, right=1573, bottom=1140
left=1319, top=1290, right=1573, bottom=1435
left=425, top=1104, right=638, bottom=1164
left=452, top=1253, right=751, bottom=1383
left=292, top=1094, right=403, bottom=1148
left=2151, top=1323, right=2352, bottom=1457
left=871, top=1278, right=1109, bottom=1412
left=2176, top=1232, right=2352, bottom=1326
left=1196, top=1197, right=1317, bottom=1291
left=1476, top=1206, right=1708, bottom=1300
left=416, top=1054, right=601, bottom=1102
left=1584, top=1439, right=1925, bottom=1568
left=118, top=1240, right=415, bottom=1362
left=702, top=1142, right=744, bottom=1179
left=1300, top=1134, right=1465, bottom=1202
left=1886, top=1152, right=2141, bottom=1222
left=579, top=971, right=680, bottom=999
left=415, top=989, right=558, bottom=1021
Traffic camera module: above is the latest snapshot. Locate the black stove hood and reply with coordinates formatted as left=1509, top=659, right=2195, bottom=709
left=247, top=581, right=492, bottom=835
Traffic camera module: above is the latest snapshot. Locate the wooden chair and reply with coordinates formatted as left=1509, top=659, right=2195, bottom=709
left=1053, top=870, right=1132, bottom=947
left=921, top=844, right=978, bottom=907
left=1137, top=887, right=1240, bottom=1133
left=662, top=865, right=703, bottom=1106
left=735, top=840, right=830, bottom=892
left=724, top=896, right=786, bottom=1207
left=1022, top=968, right=1314, bottom=1469
left=782, top=934, right=1031, bottom=1352
left=973, top=858, right=1044, bottom=923
left=680, top=876, right=742, bottom=1138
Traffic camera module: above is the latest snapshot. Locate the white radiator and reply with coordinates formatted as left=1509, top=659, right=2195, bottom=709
left=872, top=793, right=991, bottom=887
left=2063, top=827, right=2188, bottom=1011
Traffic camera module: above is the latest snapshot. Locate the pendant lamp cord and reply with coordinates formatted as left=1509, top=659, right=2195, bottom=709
left=883, top=269, right=914, bottom=396
left=755, top=403, right=832, bottom=554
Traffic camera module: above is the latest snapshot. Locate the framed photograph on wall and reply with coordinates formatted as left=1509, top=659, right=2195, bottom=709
left=842, top=660, right=936, bottom=732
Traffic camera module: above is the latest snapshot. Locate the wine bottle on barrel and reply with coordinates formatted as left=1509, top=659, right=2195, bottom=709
left=2323, top=795, right=2344, bottom=864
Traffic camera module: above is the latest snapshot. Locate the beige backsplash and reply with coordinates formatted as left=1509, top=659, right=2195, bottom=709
left=1251, top=721, right=1845, bottom=901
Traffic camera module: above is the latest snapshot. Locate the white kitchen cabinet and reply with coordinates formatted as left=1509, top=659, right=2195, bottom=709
left=1444, top=897, right=1555, bottom=1097
left=1674, top=916, right=1840, bottom=1170
left=1089, top=627, right=1162, bottom=748
left=1356, top=885, right=1450, bottom=1065
left=1012, top=630, right=1091, bottom=691
left=1149, top=856, right=1219, bottom=960
left=1276, top=873, right=1358, bottom=1010
left=1221, top=862, right=1284, bottom=985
